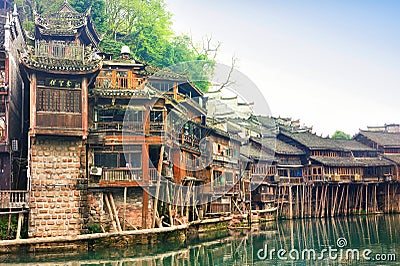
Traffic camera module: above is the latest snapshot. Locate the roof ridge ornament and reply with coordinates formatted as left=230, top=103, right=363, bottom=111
left=12, top=3, right=18, bottom=16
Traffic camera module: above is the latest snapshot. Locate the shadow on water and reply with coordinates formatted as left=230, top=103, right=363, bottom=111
left=1, top=215, right=399, bottom=265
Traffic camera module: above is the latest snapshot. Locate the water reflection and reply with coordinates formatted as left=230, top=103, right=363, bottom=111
left=2, top=215, right=399, bottom=265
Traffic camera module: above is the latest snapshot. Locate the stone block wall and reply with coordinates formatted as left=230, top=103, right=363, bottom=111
left=88, top=187, right=152, bottom=231
left=28, top=137, right=87, bottom=238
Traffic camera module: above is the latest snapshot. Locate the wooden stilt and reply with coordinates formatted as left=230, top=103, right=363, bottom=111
left=104, top=193, right=118, bottom=232
left=123, top=187, right=127, bottom=231
left=152, top=145, right=165, bottom=228
left=365, top=184, right=368, bottom=214
left=338, top=186, right=344, bottom=216
left=315, top=186, right=319, bottom=217
left=289, top=186, right=293, bottom=219
left=16, top=213, right=24, bottom=239
left=109, top=193, right=122, bottom=232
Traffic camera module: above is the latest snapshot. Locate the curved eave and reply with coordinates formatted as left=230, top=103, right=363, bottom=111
left=87, top=15, right=102, bottom=43
left=20, top=58, right=103, bottom=75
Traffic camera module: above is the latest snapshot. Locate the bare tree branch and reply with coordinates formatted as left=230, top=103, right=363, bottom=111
left=218, top=56, right=237, bottom=92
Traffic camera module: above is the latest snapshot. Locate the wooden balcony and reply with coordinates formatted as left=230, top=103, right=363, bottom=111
left=253, top=193, right=275, bottom=202
left=208, top=197, right=231, bottom=215
left=183, top=134, right=199, bottom=147
left=149, top=122, right=165, bottom=135
left=0, top=191, right=29, bottom=209
left=279, top=177, right=303, bottom=184
left=35, top=41, right=85, bottom=61
left=95, top=76, right=143, bottom=90
left=91, top=168, right=160, bottom=187
left=102, top=168, right=143, bottom=182
left=149, top=168, right=159, bottom=181
left=304, top=175, right=326, bottom=183
left=93, top=121, right=144, bottom=133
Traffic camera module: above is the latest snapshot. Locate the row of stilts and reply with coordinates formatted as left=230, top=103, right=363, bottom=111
left=277, top=182, right=400, bottom=219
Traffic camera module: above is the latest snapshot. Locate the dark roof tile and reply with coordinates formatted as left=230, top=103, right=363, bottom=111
left=358, top=131, right=400, bottom=148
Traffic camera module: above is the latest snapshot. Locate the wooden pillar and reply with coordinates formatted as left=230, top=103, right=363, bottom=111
left=16, top=213, right=24, bottom=239
left=142, top=144, right=149, bottom=229
left=29, top=73, right=37, bottom=135
left=81, top=77, right=88, bottom=139
left=142, top=190, right=149, bottom=229
left=289, top=186, right=293, bottom=219
left=123, top=187, right=127, bottom=231
left=365, top=184, right=368, bottom=214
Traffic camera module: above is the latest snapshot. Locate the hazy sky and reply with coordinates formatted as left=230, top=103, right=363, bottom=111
left=166, top=0, right=400, bottom=136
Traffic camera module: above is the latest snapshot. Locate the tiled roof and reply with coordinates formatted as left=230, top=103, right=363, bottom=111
left=252, top=137, right=305, bottom=155
left=20, top=52, right=102, bottom=73
left=310, top=156, right=394, bottom=167
left=358, top=131, right=400, bottom=148
left=253, top=116, right=276, bottom=129
left=240, top=144, right=275, bottom=161
left=90, top=88, right=153, bottom=98
left=35, top=11, right=87, bottom=36
left=34, top=2, right=101, bottom=45
left=384, top=154, right=400, bottom=164
left=280, top=131, right=344, bottom=151
left=281, top=130, right=379, bottom=152
left=334, top=139, right=376, bottom=152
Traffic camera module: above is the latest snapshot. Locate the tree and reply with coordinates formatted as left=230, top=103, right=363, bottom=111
left=69, top=0, right=107, bottom=34
left=15, top=0, right=217, bottom=92
left=331, top=130, right=351, bottom=140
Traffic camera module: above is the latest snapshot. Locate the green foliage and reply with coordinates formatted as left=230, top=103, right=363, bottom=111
left=69, top=0, right=107, bottom=34
left=15, top=0, right=64, bottom=20
left=87, top=222, right=103, bottom=234
left=331, top=130, right=351, bottom=140
left=0, top=214, right=27, bottom=240
left=15, top=0, right=215, bottom=92
left=101, top=0, right=214, bottom=91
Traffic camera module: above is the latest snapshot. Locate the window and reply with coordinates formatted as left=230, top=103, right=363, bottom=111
left=126, top=110, right=143, bottom=122
left=37, top=88, right=81, bottom=113
left=94, top=153, right=118, bottom=168
left=117, top=71, right=128, bottom=88
left=94, top=147, right=142, bottom=168
left=98, top=109, right=129, bottom=122
left=150, top=111, right=163, bottom=123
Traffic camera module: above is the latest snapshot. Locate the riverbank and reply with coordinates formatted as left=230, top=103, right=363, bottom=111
left=0, top=217, right=233, bottom=254
left=1, top=215, right=399, bottom=265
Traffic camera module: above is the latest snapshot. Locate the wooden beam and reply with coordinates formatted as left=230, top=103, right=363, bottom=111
left=104, top=193, right=118, bottom=232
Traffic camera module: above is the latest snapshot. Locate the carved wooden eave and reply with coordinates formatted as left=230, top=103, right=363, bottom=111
left=33, top=1, right=101, bottom=47
left=19, top=52, right=103, bottom=75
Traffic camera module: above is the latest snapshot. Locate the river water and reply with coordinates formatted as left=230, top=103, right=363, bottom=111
left=1, top=215, right=399, bottom=265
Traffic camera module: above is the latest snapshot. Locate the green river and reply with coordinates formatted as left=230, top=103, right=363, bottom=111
left=1, top=215, right=399, bottom=265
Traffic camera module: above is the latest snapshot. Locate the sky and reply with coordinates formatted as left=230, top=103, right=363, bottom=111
left=165, top=0, right=400, bottom=136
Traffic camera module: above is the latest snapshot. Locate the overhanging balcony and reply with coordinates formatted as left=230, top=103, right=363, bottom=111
left=0, top=191, right=29, bottom=209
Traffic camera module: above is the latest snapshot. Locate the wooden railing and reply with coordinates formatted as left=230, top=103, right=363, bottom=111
left=149, top=122, right=165, bottom=134
left=279, top=177, right=303, bottom=184
left=149, top=168, right=159, bottom=181
left=102, top=168, right=143, bottom=181
left=261, top=193, right=275, bottom=202
left=183, top=134, right=200, bottom=146
left=96, top=76, right=142, bottom=89
left=94, top=121, right=143, bottom=133
left=0, top=191, right=29, bottom=209
left=99, top=168, right=163, bottom=183
left=35, top=41, right=85, bottom=61
left=305, top=175, right=326, bottom=183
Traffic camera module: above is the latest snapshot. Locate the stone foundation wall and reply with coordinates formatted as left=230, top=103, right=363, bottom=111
left=88, top=187, right=151, bottom=231
left=28, top=137, right=87, bottom=238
